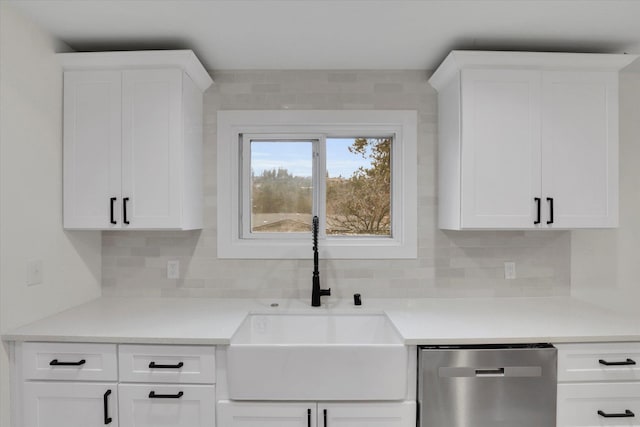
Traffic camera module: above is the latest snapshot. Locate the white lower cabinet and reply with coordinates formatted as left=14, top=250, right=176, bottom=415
left=556, top=343, right=640, bottom=427
left=21, top=343, right=217, bottom=427
left=558, top=383, right=640, bottom=426
left=118, top=384, right=215, bottom=427
left=217, top=401, right=416, bottom=427
left=318, top=402, right=416, bottom=427
left=24, top=382, right=118, bottom=427
left=218, top=401, right=317, bottom=427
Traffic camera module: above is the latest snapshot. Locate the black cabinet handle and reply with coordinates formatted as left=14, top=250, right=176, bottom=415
left=123, top=197, right=130, bottom=225
left=546, top=197, right=554, bottom=224
left=49, top=359, right=86, bottom=366
left=307, top=409, right=311, bottom=427
left=148, top=391, right=184, bottom=399
left=110, top=197, right=117, bottom=225
left=599, top=358, right=636, bottom=366
left=534, top=197, right=541, bottom=224
left=148, top=361, right=184, bottom=369
left=324, top=409, right=328, bottom=427
left=103, top=389, right=112, bottom=424
left=598, top=409, right=635, bottom=418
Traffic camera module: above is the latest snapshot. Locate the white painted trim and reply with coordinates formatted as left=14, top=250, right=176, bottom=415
left=217, top=110, right=418, bottom=259
left=57, top=50, right=213, bottom=91
left=429, top=50, right=638, bottom=91
left=9, top=342, right=22, bottom=427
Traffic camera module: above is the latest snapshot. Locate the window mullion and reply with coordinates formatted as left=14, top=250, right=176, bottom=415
left=314, top=136, right=327, bottom=238
left=240, top=134, right=252, bottom=239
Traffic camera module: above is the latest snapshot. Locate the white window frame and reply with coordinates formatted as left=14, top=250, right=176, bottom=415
left=217, top=110, right=417, bottom=259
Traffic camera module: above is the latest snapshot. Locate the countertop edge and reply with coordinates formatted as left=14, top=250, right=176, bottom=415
left=403, top=335, right=640, bottom=345
left=2, top=334, right=231, bottom=345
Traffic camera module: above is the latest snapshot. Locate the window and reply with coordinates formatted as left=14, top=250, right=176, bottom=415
left=326, top=137, right=392, bottom=237
left=244, top=138, right=315, bottom=236
left=217, top=111, right=417, bottom=259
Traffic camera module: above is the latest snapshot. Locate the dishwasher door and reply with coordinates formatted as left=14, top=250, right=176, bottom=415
left=419, top=344, right=557, bottom=427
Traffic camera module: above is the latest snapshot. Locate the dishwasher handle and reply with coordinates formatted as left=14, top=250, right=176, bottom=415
left=475, top=368, right=505, bottom=376
left=439, top=366, right=542, bottom=378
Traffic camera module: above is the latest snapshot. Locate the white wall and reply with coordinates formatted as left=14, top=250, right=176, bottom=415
left=571, top=71, right=640, bottom=311
left=102, top=70, right=571, bottom=299
left=0, top=4, right=102, bottom=426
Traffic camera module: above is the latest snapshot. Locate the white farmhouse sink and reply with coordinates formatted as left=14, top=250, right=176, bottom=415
left=226, top=313, right=408, bottom=400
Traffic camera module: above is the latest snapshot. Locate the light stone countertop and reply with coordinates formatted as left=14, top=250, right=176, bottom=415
left=2, top=296, right=639, bottom=345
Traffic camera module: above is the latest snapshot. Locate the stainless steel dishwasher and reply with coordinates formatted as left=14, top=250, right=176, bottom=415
left=418, top=344, right=557, bottom=427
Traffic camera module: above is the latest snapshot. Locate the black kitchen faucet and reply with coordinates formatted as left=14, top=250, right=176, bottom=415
left=311, top=216, right=331, bottom=307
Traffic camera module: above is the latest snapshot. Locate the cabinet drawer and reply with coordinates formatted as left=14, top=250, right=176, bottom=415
left=23, top=342, right=117, bottom=381
left=558, top=383, right=640, bottom=426
left=119, top=344, right=215, bottom=384
left=557, top=343, right=640, bottom=382
left=118, top=384, right=215, bottom=427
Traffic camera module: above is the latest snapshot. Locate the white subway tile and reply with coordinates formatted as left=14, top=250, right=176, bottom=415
left=103, top=70, right=571, bottom=299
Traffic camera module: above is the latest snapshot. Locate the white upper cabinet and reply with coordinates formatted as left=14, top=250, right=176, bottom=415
left=541, top=71, right=618, bottom=228
left=60, top=50, right=212, bottom=230
left=430, top=51, right=636, bottom=230
left=460, top=69, right=542, bottom=229
left=63, top=70, right=122, bottom=229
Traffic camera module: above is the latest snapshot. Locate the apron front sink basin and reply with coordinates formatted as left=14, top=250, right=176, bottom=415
left=227, top=313, right=408, bottom=400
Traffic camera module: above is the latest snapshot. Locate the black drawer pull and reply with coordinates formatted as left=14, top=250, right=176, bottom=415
left=534, top=197, right=541, bottom=225
left=324, top=408, right=328, bottom=427
left=598, top=409, right=635, bottom=418
left=149, top=361, right=184, bottom=369
left=110, top=197, right=117, bottom=225
left=599, top=358, right=636, bottom=366
left=307, top=409, right=311, bottom=427
left=50, top=359, right=86, bottom=366
left=148, top=391, right=184, bottom=399
left=103, top=389, right=112, bottom=424
left=123, top=197, right=130, bottom=225
left=546, top=197, right=554, bottom=224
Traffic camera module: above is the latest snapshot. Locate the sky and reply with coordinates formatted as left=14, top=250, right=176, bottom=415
left=250, top=138, right=372, bottom=178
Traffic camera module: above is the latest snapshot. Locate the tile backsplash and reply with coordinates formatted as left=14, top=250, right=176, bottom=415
left=102, top=70, right=570, bottom=299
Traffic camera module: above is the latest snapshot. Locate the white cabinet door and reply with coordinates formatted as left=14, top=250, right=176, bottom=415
left=121, top=69, right=183, bottom=229
left=460, top=69, right=542, bottom=228
left=542, top=71, right=618, bottom=228
left=217, top=401, right=317, bottom=427
left=23, top=382, right=118, bottom=427
left=318, top=402, right=416, bottom=427
left=558, top=383, right=640, bottom=426
left=118, top=384, right=215, bottom=427
left=63, top=70, right=122, bottom=229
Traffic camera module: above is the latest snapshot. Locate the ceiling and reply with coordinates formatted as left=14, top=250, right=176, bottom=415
left=7, top=0, right=640, bottom=71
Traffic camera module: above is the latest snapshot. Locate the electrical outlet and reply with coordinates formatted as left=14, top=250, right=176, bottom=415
left=504, top=261, right=516, bottom=280
left=26, top=259, right=43, bottom=286
left=167, top=260, right=180, bottom=279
